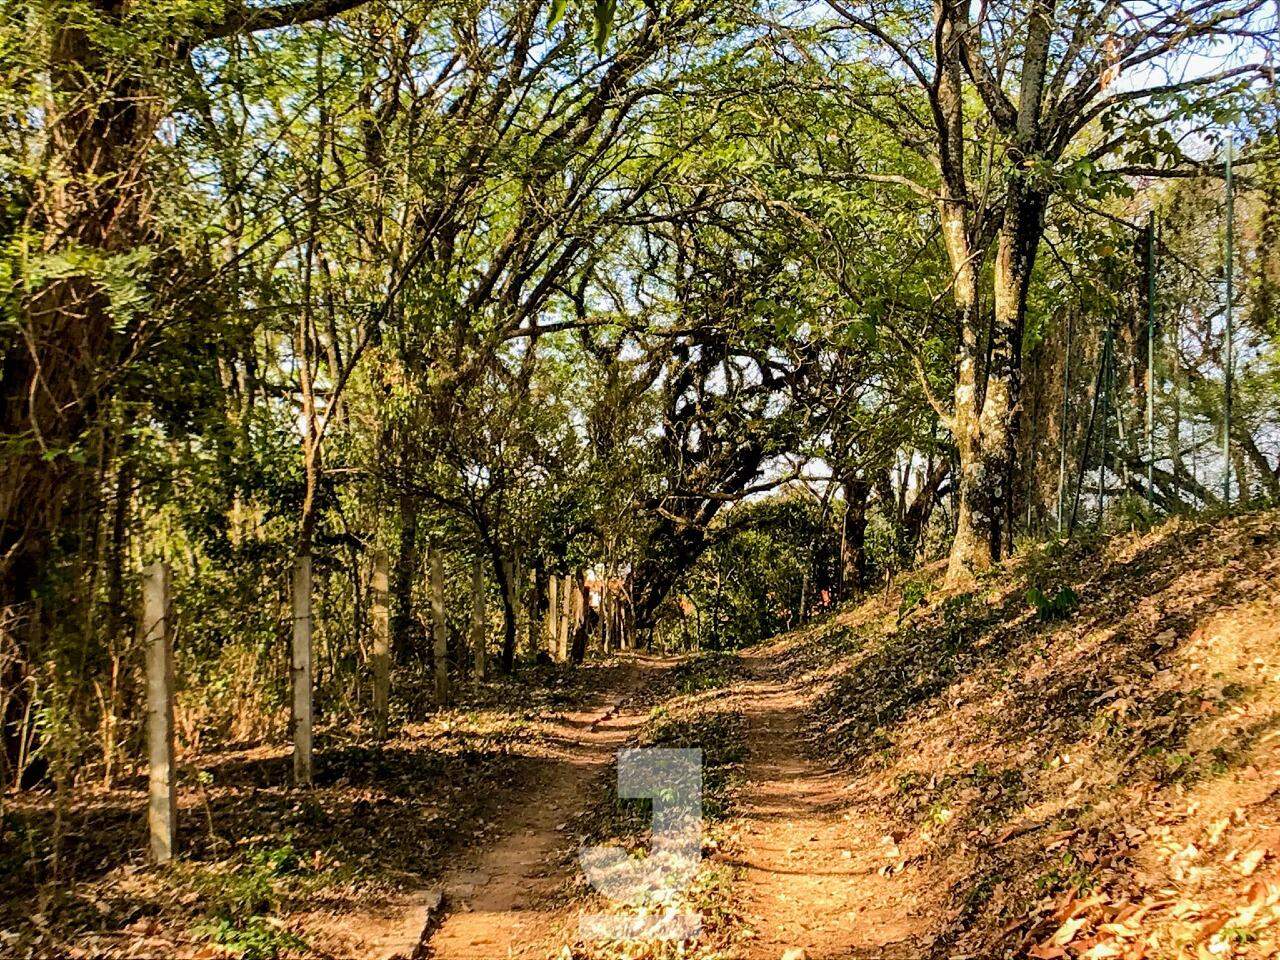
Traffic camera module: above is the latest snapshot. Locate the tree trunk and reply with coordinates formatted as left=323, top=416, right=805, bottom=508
left=391, top=495, right=418, bottom=663
left=429, top=547, right=449, bottom=706
left=622, top=595, right=635, bottom=651
left=947, top=184, right=1045, bottom=582
left=839, top=477, right=872, bottom=597
left=501, top=555, right=518, bottom=672
left=0, top=2, right=155, bottom=779
left=600, top=587, right=611, bottom=653
left=933, top=0, right=995, bottom=584
left=1, top=0, right=378, bottom=787
left=570, top=574, right=590, bottom=664
left=469, top=557, right=486, bottom=682
left=949, top=0, right=1052, bottom=577
left=938, top=195, right=991, bottom=583
left=903, top=459, right=949, bottom=555
left=491, top=546, right=517, bottom=675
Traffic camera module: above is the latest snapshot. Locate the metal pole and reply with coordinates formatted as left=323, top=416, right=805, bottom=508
left=1223, top=133, right=1234, bottom=505
left=1146, top=211, right=1157, bottom=501
left=1056, top=311, right=1073, bottom=532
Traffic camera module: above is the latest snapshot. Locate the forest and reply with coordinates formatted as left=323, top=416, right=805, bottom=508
left=1, top=1, right=1279, bottom=958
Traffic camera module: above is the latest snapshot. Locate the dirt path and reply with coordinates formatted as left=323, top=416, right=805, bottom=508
left=374, top=657, right=669, bottom=960
left=729, top=646, right=932, bottom=960
left=345, top=644, right=936, bottom=960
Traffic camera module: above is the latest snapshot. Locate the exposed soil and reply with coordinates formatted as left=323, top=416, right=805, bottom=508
left=407, top=658, right=669, bottom=960
left=769, top=510, right=1280, bottom=960
left=729, top=646, right=935, bottom=959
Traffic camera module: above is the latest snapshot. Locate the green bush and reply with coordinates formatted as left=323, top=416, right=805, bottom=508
left=898, top=580, right=931, bottom=623
left=1025, top=585, right=1078, bottom=622
left=197, top=915, right=305, bottom=960
left=192, top=841, right=305, bottom=958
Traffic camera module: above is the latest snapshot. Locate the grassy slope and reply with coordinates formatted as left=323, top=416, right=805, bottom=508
left=779, top=510, right=1280, bottom=959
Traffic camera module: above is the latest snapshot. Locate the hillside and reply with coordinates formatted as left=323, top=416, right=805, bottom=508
left=739, top=509, right=1280, bottom=958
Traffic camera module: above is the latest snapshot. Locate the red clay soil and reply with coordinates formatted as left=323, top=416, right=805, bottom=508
left=729, top=646, right=937, bottom=960
left=346, top=657, right=673, bottom=960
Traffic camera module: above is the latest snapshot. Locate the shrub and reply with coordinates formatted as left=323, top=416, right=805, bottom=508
left=1025, top=585, right=1078, bottom=622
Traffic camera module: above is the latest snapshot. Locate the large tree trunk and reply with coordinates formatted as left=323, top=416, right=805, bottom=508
left=1, top=4, right=155, bottom=778
left=940, top=194, right=991, bottom=583
left=949, top=0, right=1054, bottom=577
left=932, top=0, right=994, bottom=584
left=1, top=0, right=375, bottom=780
left=947, top=183, right=1045, bottom=582
left=839, top=477, right=871, bottom=597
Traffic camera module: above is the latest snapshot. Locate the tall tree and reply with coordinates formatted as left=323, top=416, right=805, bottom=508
left=824, top=0, right=1274, bottom=579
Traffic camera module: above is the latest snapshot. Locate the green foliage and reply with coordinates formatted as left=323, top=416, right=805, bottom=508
left=197, top=915, right=306, bottom=960
left=1107, top=493, right=1160, bottom=534
left=190, top=842, right=306, bottom=958
left=670, top=652, right=740, bottom=696
left=898, top=580, right=931, bottom=623
left=3, top=0, right=1279, bottom=954
left=1034, top=849, right=1096, bottom=895
left=671, top=492, right=840, bottom=650
left=197, top=842, right=300, bottom=920
left=1025, top=585, right=1079, bottom=622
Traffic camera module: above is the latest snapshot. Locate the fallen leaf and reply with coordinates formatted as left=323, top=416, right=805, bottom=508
left=1051, top=915, right=1089, bottom=947
left=1028, top=944, right=1067, bottom=959
left=1238, top=846, right=1267, bottom=876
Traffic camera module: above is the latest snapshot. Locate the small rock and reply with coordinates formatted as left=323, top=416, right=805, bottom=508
left=781, top=949, right=808, bottom=960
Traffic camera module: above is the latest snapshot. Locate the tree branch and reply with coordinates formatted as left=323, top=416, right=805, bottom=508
left=199, top=0, right=372, bottom=42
